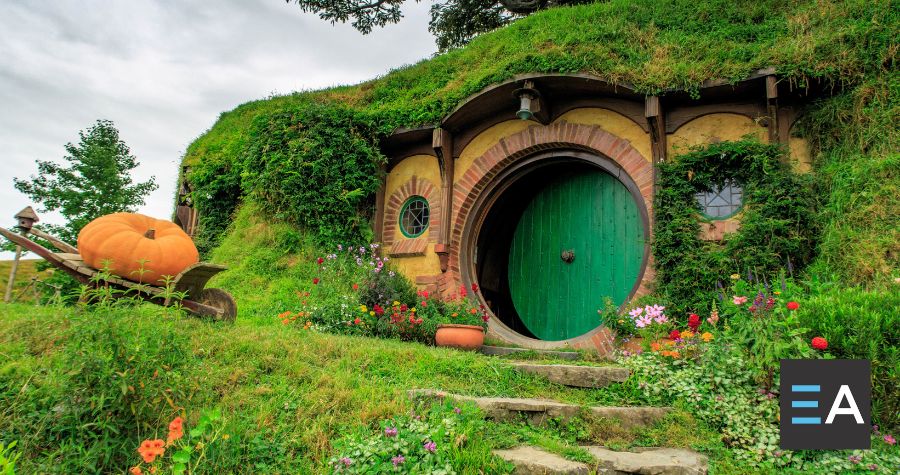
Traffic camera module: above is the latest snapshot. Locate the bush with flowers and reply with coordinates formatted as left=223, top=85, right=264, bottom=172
left=328, top=399, right=486, bottom=474
left=129, top=408, right=225, bottom=475
left=277, top=243, right=491, bottom=345
left=719, top=271, right=820, bottom=389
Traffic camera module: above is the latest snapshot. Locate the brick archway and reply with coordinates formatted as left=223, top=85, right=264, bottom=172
left=443, top=121, right=656, bottom=352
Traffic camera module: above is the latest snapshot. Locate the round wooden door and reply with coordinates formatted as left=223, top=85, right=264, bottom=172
left=507, top=169, right=644, bottom=340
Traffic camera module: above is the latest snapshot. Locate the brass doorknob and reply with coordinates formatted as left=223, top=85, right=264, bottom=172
left=561, top=249, right=575, bottom=263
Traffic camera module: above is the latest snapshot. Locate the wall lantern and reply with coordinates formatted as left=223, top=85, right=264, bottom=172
left=513, top=80, right=542, bottom=121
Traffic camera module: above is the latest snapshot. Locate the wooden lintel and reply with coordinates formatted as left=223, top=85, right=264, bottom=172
left=765, top=75, right=778, bottom=100
left=374, top=163, right=387, bottom=243
left=645, top=96, right=666, bottom=163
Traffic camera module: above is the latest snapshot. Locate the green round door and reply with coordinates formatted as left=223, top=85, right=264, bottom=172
left=508, top=169, right=644, bottom=340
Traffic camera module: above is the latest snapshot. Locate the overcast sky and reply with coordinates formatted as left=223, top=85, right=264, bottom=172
left=0, top=0, right=436, bottom=258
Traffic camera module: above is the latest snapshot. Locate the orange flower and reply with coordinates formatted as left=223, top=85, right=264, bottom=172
left=282, top=318, right=290, bottom=325
left=166, top=417, right=184, bottom=445
left=650, top=342, right=661, bottom=352
left=278, top=311, right=292, bottom=319
left=130, top=467, right=143, bottom=475
left=137, top=439, right=166, bottom=463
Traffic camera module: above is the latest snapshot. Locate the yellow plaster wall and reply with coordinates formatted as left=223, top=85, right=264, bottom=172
left=554, top=108, right=652, bottom=161
left=788, top=136, right=812, bottom=173
left=384, top=154, right=442, bottom=280
left=393, top=243, right=442, bottom=280
left=667, top=113, right=767, bottom=156
left=455, top=120, right=538, bottom=183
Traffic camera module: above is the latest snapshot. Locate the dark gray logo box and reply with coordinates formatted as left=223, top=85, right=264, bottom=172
left=780, top=359, right=871, bottom=449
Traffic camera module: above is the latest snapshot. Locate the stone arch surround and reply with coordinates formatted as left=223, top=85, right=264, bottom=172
left=442, top=121, right=656, bottom=352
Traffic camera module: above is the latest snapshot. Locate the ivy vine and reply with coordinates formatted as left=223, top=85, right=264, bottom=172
left=652, top=140, right=818, bottom=314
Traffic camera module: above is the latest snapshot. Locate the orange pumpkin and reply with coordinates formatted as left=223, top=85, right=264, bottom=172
left=77, top=213, right=199, bottom=284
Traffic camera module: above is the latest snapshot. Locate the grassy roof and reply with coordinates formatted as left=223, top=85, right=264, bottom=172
left=182, top=0, right=895, bottom=166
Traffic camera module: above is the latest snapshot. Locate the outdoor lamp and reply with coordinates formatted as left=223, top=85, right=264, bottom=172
left=513, top=82, right=540, bottom=121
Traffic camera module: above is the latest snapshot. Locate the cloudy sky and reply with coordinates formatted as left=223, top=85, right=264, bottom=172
left=0, top=0, right=436, bottom=258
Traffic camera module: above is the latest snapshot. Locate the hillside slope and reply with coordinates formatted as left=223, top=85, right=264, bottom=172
left=183, top=0, right=898, bottom=285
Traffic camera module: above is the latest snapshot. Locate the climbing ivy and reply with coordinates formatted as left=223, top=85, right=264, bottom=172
left=652, top=140, right=818, bottom=315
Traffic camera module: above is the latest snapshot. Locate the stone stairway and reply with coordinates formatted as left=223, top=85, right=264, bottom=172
left=494, top=445, right=708, bottom=475
left=408, top=389, right=669, bottom=430
left=410, top=350, right=709, bottom=474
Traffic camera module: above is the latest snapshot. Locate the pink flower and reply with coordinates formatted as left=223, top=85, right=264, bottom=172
left=384, top=427, right=398, bottom=437
left=391, top=455, right=405, bottom=466
left=453, top=407, right=461, bottom=414
left=628, top=308, right=643, bottom=319
left=884, top=434, right=896, bottom=445
left=423, top=441, right=437, bottom=452
left=732, top=295, right=748, bottom=305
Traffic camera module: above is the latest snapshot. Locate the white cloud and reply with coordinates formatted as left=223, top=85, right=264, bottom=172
left=0, top=0, right=436, bottom=259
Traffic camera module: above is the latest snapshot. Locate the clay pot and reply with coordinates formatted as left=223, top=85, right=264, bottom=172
left=435, top=324, right=485, bottom=350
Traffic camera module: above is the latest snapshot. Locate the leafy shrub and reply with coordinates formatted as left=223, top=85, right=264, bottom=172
left=328, top=399, right=486, bottom=474
left=797, top=283, right=900, bottom=431
left=190, top=99, right=386, bottom=250
left=623, top=343, right=900, bottom=472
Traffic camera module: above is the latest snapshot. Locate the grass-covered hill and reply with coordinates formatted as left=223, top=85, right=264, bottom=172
left=183, top=0, right=897, bottom=290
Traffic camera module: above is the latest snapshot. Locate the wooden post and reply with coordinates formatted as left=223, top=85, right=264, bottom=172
left=645, top=96, right=666, bottom=227
left=765, top=75, right=780, bottom=144
left=433, top=128, right=454, bottom=272
left=5, top=206, right=39, bottom=303
left=4, top=245, right=23, bottom=303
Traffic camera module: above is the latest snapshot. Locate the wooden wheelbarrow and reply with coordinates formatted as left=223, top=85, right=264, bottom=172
left=0, top=225, right=237, bottom=322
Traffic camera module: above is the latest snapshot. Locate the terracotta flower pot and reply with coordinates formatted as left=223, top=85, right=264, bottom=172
left=435, top=324, right=485, bottom=350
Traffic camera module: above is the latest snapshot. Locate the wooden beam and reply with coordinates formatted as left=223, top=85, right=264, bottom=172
left=373, top=163, right=387, bottom=244
left=432, top=128, right=454, bottom=272
left=645, top=96, right=666, bottom=228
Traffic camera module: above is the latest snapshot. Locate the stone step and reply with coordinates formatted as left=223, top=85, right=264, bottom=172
left=480, top=345, right=582, bottom=360
left=494, top=446, right=589, bottom=475
left=510, top=362, right=630, bottom=388
left=493, top=446, right=708, bottom=475
left=408, top=390, right=669, bottom=429
left=584, top=446, right=708, bottom=475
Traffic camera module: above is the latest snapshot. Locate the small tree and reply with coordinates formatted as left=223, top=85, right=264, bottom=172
left=14, top=119, right=158, bottom=244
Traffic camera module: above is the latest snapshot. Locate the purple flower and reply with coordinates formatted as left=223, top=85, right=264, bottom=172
left=868, top=464, right=878, bottom=470
left=424, top=441, right=437, bottom=452
left=384, top=427, right=398, bottom=437
left=848, top=455, right=862, bottom=464
left=339, top=457, right=352, bottom=467
left=391, top=455, right=405, bottom=466
left=453, top=407, right=461, bottom=414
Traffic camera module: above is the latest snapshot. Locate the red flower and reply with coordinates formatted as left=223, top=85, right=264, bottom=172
left=374, top=304, right=384, bottom=316
left=459, top=285, right=468, bottom=297
left=353, top=317, right=361, bottom=325
left=317, top=257, right=324, bottom=265
left=787, top=301, right=799, bottom=311
left=688, top=313, right=701, bottom=331
left=400, top=304, right=408, bottom=311
left=669, top=330, right=681, bottom=340
left=811, top=336, right=828, bottom=350
left=352, top=283, right=359, bottom=290
left=312, top=277, right=320, bottom=285
left=471, top=283, right=479, bottom=293
left=481, top=314, right=489, bottom=322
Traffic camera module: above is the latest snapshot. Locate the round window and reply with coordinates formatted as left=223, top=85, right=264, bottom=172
left=399, top=196, right=430, bottom=237
left=695, top=179, right=743, bottom=219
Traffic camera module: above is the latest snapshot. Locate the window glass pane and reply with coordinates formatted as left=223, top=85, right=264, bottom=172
left=400, top=196, right=430, bottom=237
left=695, top=180, right=743, bottom=219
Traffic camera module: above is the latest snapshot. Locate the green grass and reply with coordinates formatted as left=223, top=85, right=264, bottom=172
left=0, top=303, right=725, bottom=473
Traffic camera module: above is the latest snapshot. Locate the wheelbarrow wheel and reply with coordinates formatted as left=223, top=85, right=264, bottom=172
left=199, top=288, right=237, bottom=322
